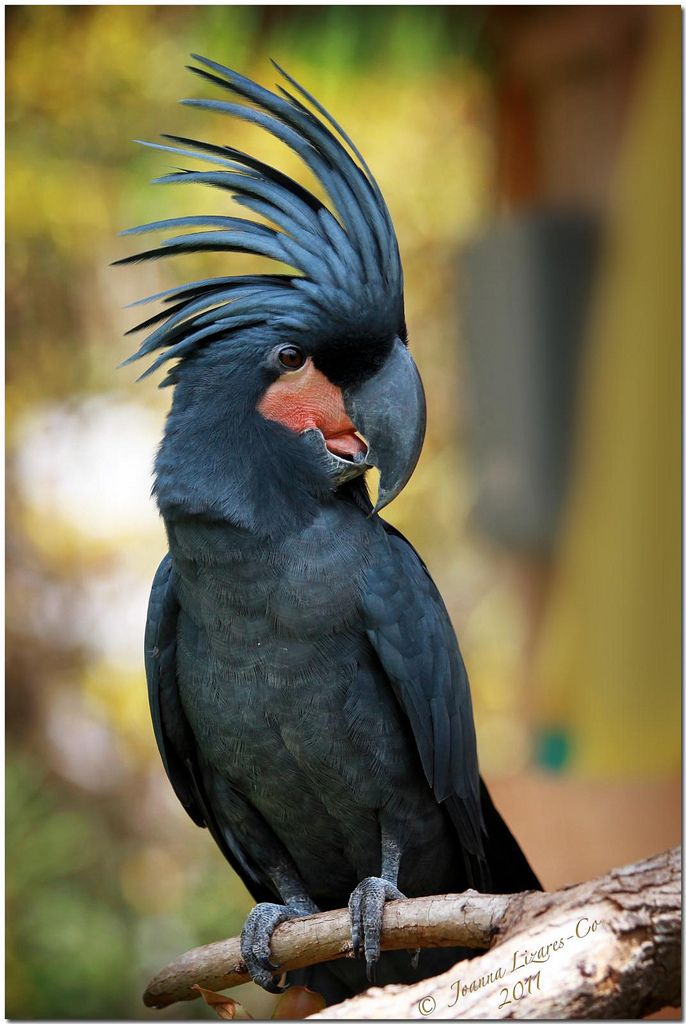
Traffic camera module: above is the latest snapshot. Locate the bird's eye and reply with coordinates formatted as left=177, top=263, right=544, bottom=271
left=278, top=345, right=305, bottom=370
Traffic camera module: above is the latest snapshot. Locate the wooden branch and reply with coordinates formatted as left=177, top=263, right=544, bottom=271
left=143, top=891, right=510, bottom=1008
left=144, top=846, right=680, bottom=1019
left=314, top=846, right=681, bottom=1020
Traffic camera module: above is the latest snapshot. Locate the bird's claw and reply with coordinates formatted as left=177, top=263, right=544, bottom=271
left=240, top=902, right=305, bottom=993
left=348, top=876, right=406, bottom=979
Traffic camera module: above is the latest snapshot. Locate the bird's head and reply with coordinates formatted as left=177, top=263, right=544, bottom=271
left=118, top=57, right=426, bottom=531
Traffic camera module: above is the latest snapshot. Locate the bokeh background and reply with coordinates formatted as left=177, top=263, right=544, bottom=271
left=6, top=6, right=680, bottom=1019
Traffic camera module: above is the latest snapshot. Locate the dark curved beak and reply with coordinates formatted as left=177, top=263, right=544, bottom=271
left=343, top=338, right=426, bottom=513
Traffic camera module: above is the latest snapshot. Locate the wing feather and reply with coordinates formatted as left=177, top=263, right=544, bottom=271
left=145, top=554, right=274, bottom=903
left=363, top=525, right=487, bottom=884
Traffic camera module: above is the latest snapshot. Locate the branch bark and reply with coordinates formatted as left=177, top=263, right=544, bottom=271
left=144, top=846, right=681, bottom=1019
left=143, top=891, right=509, bottom=1008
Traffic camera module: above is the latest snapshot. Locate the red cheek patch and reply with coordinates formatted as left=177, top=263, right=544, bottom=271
left=257, top=359, right=367, bottom=457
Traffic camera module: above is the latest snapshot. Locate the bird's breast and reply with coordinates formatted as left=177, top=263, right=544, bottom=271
left=168, top=506, right=374, bottom=687
left=164, top=508, right=456, bottom=895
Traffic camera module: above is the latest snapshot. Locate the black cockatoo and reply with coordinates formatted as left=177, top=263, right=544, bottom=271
left=119, top=56, right=540, bottom=1003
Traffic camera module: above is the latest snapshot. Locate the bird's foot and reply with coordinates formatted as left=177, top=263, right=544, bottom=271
left=348, top=876, right=407, bottom=981
left=240, top=901, right=315, bottom=993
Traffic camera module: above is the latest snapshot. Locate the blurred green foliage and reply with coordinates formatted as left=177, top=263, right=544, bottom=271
left=7, top=7, right=527, bottom=1019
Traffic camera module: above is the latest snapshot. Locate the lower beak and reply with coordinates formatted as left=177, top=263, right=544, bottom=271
left=343, top=338, right=426, bottom=512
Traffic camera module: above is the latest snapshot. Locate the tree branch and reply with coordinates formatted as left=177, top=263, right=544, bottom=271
left=143, top=892, right=509, bottom=1008
left=314, top=847, right=681, bottom=1020
left=144, top=846, right=680, bottom=1019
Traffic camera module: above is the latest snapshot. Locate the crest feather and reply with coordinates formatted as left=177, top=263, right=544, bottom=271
left=116, top=57, right=405, bottom=380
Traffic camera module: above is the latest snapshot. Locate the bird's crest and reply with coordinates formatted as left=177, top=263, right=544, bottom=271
left=117, top=56, right=406, bottom=383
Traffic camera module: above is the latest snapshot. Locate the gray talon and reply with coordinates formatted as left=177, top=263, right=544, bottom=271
left=240, top=902, right=310, bottom=993
left=255, top=967, right=284, bottom=995
left=347, top=876, right=406, bottom=974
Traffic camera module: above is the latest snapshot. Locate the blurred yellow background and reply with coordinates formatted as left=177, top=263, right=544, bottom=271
left=6, top=6, right=680, bottom=1019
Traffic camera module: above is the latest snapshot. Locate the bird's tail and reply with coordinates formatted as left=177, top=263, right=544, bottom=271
left=480, top=777, right=542, bottom=893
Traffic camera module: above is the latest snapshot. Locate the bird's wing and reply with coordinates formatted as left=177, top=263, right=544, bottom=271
left=145, top=553, right=203, bottom=825
left=145, top=554, right=275, bottom=903
left=362, top=523, right=488, bottom=884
